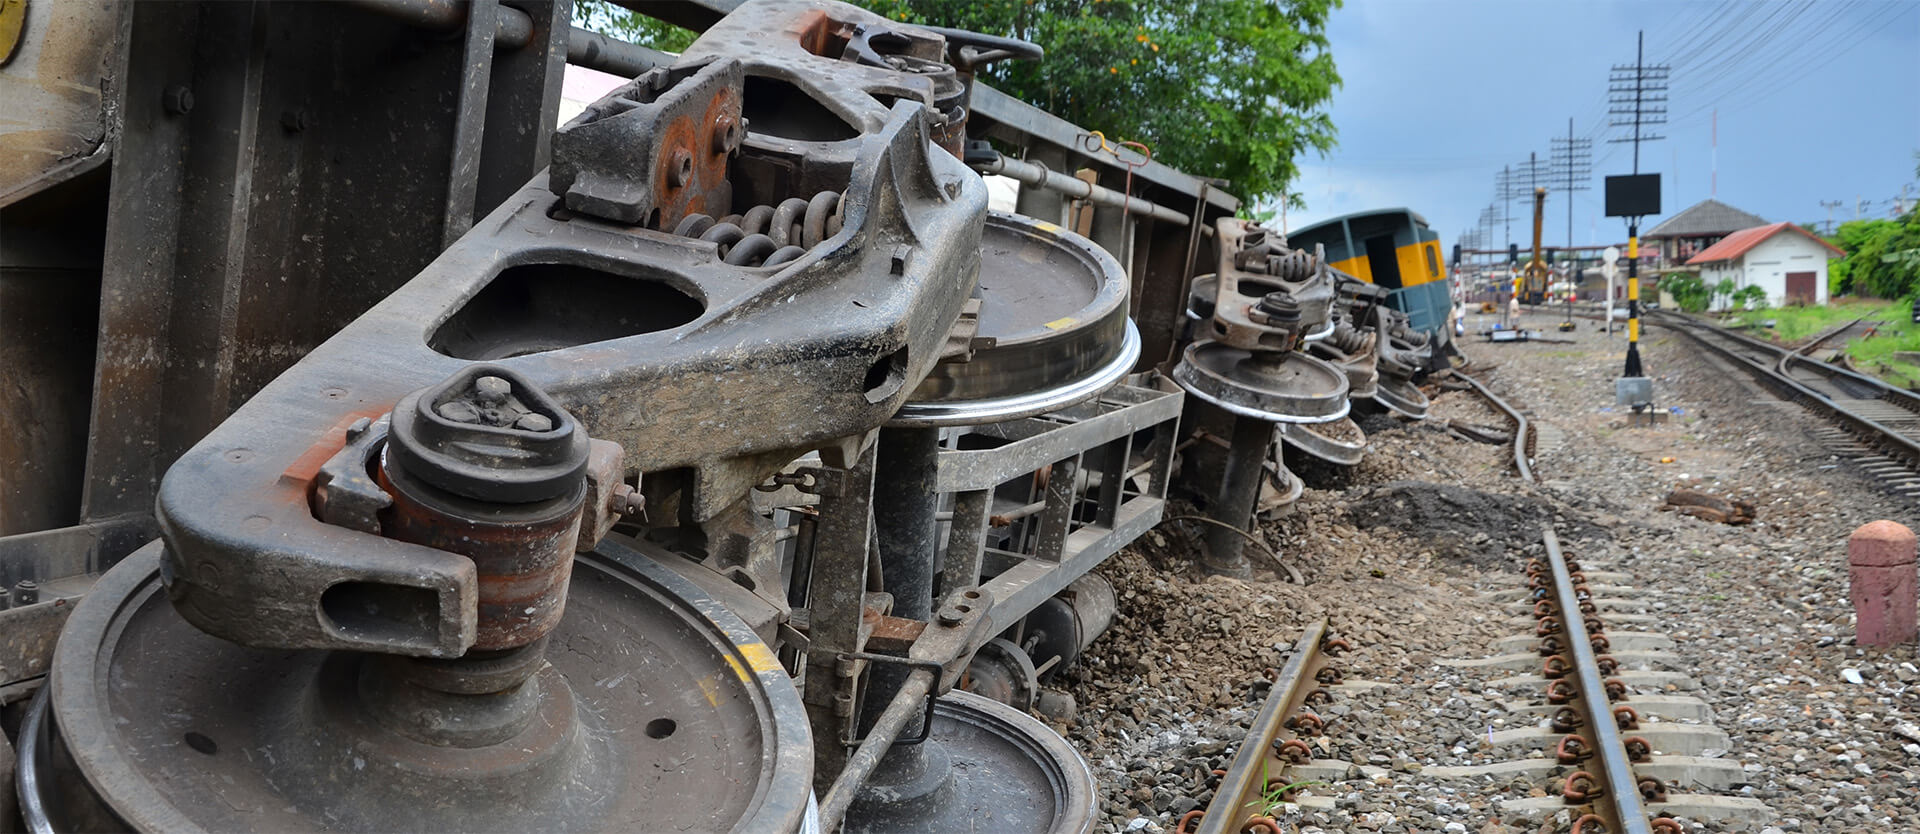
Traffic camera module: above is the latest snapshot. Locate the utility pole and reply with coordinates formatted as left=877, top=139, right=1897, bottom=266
left=1479, top=205, right=1498, bottom=273
left=1608, top=29, right=1667, bottom=383
left=1551, top=116, right=1593, bottom=277
left=1501, top=165, right=1513, bottom=252
left=1497, top=154, right=1550, bottom=279
left=1821, top=200, right=1844, bottom=235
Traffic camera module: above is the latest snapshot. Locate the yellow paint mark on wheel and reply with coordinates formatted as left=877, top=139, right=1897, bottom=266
left=740, top=642, right=783, bottom=675
left=0, top=0, right=26, bottom=66
left=1044, top=317, right=1078, bottom=331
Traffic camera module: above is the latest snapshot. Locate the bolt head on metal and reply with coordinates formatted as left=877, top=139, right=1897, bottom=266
left=473, top=375, right=512, bottom=405
left=610, top=483, right=645, bottom=516
left=162, top=86, right=194, bottom=115
left=439, top=400, right=481, bottom=423
left=669, top=148, right=694, bottom=187
left=712, top=116, right=740, bottom=153
left=1258, top=292, right=1302, bottom=320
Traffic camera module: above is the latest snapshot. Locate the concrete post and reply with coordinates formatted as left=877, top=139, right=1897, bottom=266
left=1849, top=520, right=1916, bottom=647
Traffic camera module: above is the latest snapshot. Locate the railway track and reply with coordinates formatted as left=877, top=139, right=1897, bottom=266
left=1454, top=369, right=1539, bottom=483
left=1182, top=619, right=1349, bottom=834
left=1184, top=530, right=1777, bottom=832
left=1796, top=317, right=1875, bottom=364
left=1652, top=311, right=1920, bottom=498
left=1517, top=530, right=1664, bottom=833
left=1435, top=530, right=1771, bottom=831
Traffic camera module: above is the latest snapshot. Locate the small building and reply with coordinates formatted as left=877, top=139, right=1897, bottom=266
left=1685, top=222, right=1845, bottom=307
left=1642, top=199, right=1771, bottom=269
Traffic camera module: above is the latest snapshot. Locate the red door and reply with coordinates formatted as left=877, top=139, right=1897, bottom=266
left=1785, top=272, right=1816, bottom=304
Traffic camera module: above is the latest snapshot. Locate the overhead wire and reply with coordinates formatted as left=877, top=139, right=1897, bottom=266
left=1465, top=0, right=1900, bottom=248
left=1668, top=1, right=1911, bottom=127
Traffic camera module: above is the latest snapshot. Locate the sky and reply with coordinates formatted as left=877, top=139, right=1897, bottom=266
left=1283, top=0, right=1920, bottom=254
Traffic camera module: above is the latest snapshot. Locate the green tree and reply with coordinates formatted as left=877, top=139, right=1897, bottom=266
left=576, top=1, right=697, bottom=51
left=576, top=0, right=1342, bottom=207
left=1853, top=211, right=1920, bottom=299
left=1828, top=216, right=1920, bottom=299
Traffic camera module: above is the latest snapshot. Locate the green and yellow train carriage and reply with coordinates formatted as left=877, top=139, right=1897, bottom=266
left=1288, top=208, right=1453, bottom=346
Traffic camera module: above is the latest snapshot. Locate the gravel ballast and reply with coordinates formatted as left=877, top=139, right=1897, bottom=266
left=1049, top=308, right=1917, bottom=833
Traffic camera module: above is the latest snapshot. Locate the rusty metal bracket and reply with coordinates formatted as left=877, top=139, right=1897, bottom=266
left=550, top=57, right=743, bottom=226
left=312, top=417, right=393, bottom=535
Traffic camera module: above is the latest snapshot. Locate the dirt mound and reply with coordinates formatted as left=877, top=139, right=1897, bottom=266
left=1343, top=480, right=1551, bottom=568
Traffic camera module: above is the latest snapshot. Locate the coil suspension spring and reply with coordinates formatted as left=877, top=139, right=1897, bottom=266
left=1268, top=249, right=1317, bottom=282
left=1322, top=317, right=1371, bottom=354
left=668, top=191, right=845, bottom=268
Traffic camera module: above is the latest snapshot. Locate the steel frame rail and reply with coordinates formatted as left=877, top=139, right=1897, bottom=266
left=1776, top=322, right=1920, bottom=414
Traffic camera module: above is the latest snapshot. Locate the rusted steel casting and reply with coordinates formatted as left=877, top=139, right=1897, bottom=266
left=1242, top=817, right=1284, bottom=834
left=1563, top=770, right=1601, bottom=802
left=1175, top=810, right=1206, bottom=834
left=1614, top=705, right=1641, bottom=731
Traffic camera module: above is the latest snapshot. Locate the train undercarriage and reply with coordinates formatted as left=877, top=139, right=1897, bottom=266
left=0, top=2, right=1454, bottom=830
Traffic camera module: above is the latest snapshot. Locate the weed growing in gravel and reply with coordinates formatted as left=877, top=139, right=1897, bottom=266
left=1246, top=760, right=1328, bottom=818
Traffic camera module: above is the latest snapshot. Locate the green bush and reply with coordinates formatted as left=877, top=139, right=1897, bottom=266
left=1664, top=272, right=1710, bottom=313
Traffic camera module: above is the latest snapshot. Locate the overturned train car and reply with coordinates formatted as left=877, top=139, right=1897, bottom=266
left=0, top=1, right=1430, bottom=832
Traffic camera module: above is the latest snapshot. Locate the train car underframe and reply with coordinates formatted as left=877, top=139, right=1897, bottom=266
left=0, top=1, right=1441, bottom=832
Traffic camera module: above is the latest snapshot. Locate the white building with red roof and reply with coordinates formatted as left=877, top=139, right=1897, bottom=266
left=1685, top=221, right=1846, bottom=308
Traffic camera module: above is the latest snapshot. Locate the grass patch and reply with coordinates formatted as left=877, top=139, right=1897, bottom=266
left=1717, top=298, right=1920, bottom=388
left=1724, top=299, right=1896, bottom=342
left=1846, top=314, right=1920, bottom=387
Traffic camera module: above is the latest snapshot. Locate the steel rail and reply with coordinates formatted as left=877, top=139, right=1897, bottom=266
left=1195, top=618, right=1333, bottom=834
left=1542, top=530, right=1652, bottom=834
left=1650, top=313, right=1920, bottom=470
left=1788, top=317, right=1867, bottom=362
left=1776, top=322, right=1920, bottom=415
left=1655, top=312, right=1920, bottom=412
left=1454, top=370, right=1535, bottom=482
